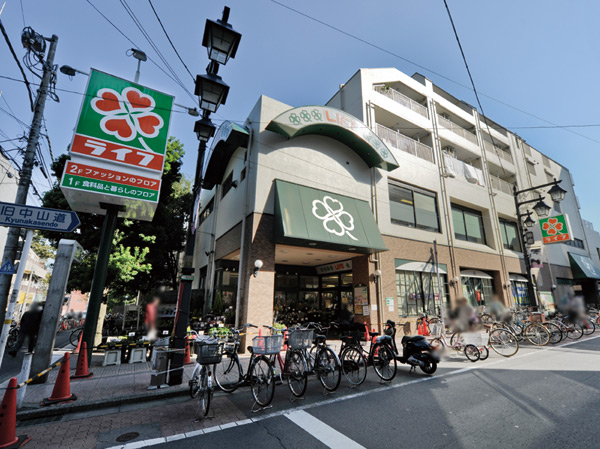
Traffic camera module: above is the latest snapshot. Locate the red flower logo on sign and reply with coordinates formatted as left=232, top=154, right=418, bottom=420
left=542, top=218, right=563, bottom=235
left=91, top=87, right=164, bottom=143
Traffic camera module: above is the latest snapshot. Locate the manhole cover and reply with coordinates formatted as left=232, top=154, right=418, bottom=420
left=116, top=432, right=140, bottom=443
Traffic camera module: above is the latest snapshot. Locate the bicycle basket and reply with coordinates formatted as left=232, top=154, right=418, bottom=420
left=252, top=335, right=283, bottom=355
left=194, top=339, right=223, bottom=365
left=287, top=329, right=314, bottom=349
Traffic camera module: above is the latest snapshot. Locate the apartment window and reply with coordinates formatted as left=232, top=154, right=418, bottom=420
left=388, top=181, right=440, bottom=232
left=565, top=238, right=585, bottom=249
left=527, top=162, right=536, bottom=176
left=542, top=154, right=551, bottom=168
left=499, top=219, right=521, bottom=252
left=240, top=167, right=246, bottom=182
left=198, top=199, right=214, bottom=226
left=221, top=172, right=234, bottom=198
left=452, top=204, right=486, bottom=244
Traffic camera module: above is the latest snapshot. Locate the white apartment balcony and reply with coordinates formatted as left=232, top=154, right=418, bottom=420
left=376, top=123, right=434, bottom=164
left=443, top=154, right=485, bottom=187
left=483, top=140, right=513, bottom=165
left=436, top=113, right=479, bottom=146
left=489, top=173, right=515, bottom=196
left=373, top=84, right=429, bottom=119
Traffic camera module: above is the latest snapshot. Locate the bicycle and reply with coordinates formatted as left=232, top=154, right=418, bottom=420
left=211, top=324, right=281, bottom=410
left=430, top=330, right=487, bottom=362
left=69, top=327, right=83, bottom=347
left=6, top=323, right=18, bottom=349
left=548, top=314, right=584, bottom=340
left=500, top=312, right=550, bottom=346
left=303, top=322, right=341, bottom=392
left=189, top=337, right=223, bottom=417
left=338, top=322, right=397, bottom=385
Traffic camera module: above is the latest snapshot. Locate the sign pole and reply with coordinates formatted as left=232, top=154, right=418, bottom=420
left=0, top=229, right=34, bottom=370
left=81, top=204, right=121, bottom=362
left=432, top=240, right=446, bottom=338
left=513, top=186, right=538, bottom=308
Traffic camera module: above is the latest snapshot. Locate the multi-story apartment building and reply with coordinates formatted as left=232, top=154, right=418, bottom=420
left=191, top=68, right=599, bottom=329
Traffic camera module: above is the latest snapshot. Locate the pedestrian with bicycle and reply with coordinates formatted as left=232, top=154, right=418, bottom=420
left=9, top=302, right=43, bottom=356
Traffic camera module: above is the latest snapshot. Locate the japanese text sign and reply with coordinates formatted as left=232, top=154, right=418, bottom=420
left=539, top=214, right=572, bottom=244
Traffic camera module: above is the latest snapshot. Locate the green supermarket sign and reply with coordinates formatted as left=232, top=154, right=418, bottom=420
left=70, top=69, right=173, bottom=173
left=539, top=214, right=571, bottom=244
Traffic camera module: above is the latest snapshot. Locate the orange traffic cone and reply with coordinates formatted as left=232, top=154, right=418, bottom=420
left=0, top=377, right=31, bottom=448
left=183, top=337, right=192, bottom=365
left=73, top=332, right=82, bottom=354
left=42, top=353, right=77, bottom=406
left=71, top=342, right=93, bottom=379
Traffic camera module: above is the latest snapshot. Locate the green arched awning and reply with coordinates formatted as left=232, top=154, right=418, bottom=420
left=266, top=106, right=399, bottom=171
left=202, top=121, right=249, bottom=189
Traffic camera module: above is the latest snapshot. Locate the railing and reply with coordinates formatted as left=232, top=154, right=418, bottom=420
left=373, top=85, right=428, bottom=118
left=376, top=124, right=434, bottom=163
left=436, top=114, right=479, bottom=145
left=489, top=174, right=515, bottom=196
left=443, top=154, right=485, bottom=187
left=483, top=140, right=513, bottom=164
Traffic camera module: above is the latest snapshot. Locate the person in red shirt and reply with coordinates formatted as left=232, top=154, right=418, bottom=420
left=145, top=296, right=160, bottom=341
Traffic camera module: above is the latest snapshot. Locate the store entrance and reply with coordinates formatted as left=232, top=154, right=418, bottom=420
left=274, top=268, right=354, bottom=325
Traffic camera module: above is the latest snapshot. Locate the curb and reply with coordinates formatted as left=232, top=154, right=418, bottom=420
left=16, top=385, right=189, bottom=422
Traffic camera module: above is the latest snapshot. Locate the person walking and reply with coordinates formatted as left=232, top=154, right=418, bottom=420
left=9, top=302, right=43, bottom=356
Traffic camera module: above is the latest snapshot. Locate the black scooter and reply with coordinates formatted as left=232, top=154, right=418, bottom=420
left=384, top=320, right=439, bottom=374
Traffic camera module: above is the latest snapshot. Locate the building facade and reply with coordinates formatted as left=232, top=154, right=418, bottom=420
left=191, top=68, right=600, bottom=330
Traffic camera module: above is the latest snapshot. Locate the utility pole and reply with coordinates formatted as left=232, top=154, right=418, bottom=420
left=0, top=33, right=58, bottom=331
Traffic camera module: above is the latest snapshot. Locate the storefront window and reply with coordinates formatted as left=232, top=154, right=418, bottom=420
left=461, top=276, right=494, bottom=308
left=396, top=270, right=449, bottom=317
left=300, top=276, right=319, bottom=289
left=511, top=281, right=530, bottom=306
left=321, top=275, right=339, bottom=289
left=340, top=273, right=353, bottom=286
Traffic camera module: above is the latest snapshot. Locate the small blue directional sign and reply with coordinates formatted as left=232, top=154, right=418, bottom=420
left=0, top=202, right=80, bottom=232
left=0, top=261, right=15, bottom=275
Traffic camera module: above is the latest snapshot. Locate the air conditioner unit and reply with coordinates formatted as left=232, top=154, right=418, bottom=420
left=442, top=146, right=456, bottom=158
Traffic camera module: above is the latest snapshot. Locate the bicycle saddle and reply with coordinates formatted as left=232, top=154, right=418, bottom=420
left=246, top=346, right=253, bottom=354
left=314, top=334, right=326, bottom=343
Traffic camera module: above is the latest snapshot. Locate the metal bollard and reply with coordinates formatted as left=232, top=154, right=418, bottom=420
left=16, top=352, right=33, bottom=409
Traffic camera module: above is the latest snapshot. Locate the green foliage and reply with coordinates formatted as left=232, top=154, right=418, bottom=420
left=209, top=327, right=231, bottom=339
left=31, top=232, right=55, bottom=263
left=40, top=138, right=192, bottom=304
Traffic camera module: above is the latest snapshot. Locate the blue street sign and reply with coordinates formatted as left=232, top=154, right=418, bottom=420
left=0, top=202, right=80, bottom=232
left=0, top=261, right=15, bottom=275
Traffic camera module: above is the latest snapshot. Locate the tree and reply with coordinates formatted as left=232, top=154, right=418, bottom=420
left=40, top=137, right=192, bottom=303
left=31, top=232, right=56, bottom=263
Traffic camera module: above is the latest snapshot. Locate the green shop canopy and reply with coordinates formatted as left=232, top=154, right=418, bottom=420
left=202, top=121, right=249, bottom=189
left=568, top=252, right=600, bottom=280
left=266, top=106, right=399, bottom=171
left=274, top=179, right=387, bottom=254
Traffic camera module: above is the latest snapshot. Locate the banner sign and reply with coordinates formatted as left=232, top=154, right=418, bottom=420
left=0, top=201, right=80, bottom=232
left=539, top=214, right=572, bottom=244
left=61, top=69, right=173, bottom=221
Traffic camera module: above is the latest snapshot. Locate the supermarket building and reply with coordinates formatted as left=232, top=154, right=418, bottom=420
left=191, top=68, right=600, bottom=329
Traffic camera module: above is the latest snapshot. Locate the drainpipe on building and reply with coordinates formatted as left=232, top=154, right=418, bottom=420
left=234, top=128, right=253, bottom=328
left=204, top=185, right=221, bottom=316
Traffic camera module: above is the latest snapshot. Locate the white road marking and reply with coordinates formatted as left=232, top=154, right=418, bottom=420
left=285, top=410, right=366, bottom=449
left=106, top=334, right=600, bottom=449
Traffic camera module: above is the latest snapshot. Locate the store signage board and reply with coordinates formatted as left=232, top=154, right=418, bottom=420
left=315, top=259, right=352, bottom=275
left=0, top=201, right=80, bottom=232
left=61, top=69, right=173, bottom=221
left=539, top=214, right=572, bottom=244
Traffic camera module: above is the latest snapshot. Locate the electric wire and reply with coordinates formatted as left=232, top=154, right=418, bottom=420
left=267, top=0, right=600, bottom=146
left=0, top=19, right=34, bottom=110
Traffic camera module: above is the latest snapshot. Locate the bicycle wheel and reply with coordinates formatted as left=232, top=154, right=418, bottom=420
left=479, top=314, right=493, bottom=324
left=478, top=346, right=489, bottom=361
left=250, top=355, right=275, bottom=407
left=70, top=328, right=82, bottom=347
left=544, top=322, right=563, bottom=344
left=316, top=347, right=341, bottom=392
left=488, top=328, right=519, bottom=357
left=198, top=367, right=211, bottom=417
left=189, top=364, right=201, bottom=398
left=372, top=344, right=397, bottom=382
left=450, top=332, right=463, bottom=347
left=213, top=354, right=242, bottom=393
left=6, top=331, right=17, bottom=349
left=429, top=337, right=446, bottom=356
left=286, top=349, right=308, bottom=398
left=567, top=323, right=584, bottom=340
left=524, top=323, right=550, bottom=346
left=582, top=318, right=595, bottom=336
left=464, top=344, right=480, bottom=362
left=340, top=346, right=367, bottom=386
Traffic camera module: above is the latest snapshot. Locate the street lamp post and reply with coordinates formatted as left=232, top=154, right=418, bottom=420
left=169, top=6, right=241, bottom=386
left=513, top=179, right=568, bottom=308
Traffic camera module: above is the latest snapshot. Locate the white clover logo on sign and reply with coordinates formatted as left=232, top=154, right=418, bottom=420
left=312, top=196, right=358, bottom=241
left=91, top=87, right=164, bottom=148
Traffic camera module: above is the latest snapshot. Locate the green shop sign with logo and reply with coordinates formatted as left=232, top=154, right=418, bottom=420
left=539, top=214, right=571, bottom=244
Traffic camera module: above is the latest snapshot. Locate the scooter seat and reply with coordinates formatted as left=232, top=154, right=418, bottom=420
left=401, top=335, right=426, bottom=344
left=376, top=335, right=392, bottom=344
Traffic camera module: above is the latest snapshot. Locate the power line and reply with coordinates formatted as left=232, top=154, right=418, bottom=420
left=267, top=0, right=600, bottom=146
left=19, top=0, right=26, bottom=27
left=147, top=0, right=194, bottom=81
left=0, top=19, right=34, bottom=110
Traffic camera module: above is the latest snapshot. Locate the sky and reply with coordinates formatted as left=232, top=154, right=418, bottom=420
left=1, top=0, right=599, bottom=223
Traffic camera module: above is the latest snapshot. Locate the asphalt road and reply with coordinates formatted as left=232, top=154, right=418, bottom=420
left=152, top=336, right=600, bottom=449
left=0, top=329, right=73, bottom=383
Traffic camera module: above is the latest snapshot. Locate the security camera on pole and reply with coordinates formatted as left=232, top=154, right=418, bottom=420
left=169, top=6, right=242, bottom=386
